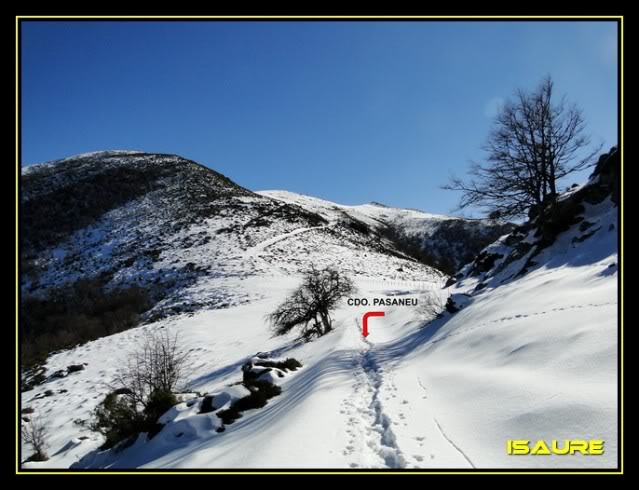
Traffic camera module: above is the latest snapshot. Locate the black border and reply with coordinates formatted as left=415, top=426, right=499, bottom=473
left=15, top=15, right=624, bottom=475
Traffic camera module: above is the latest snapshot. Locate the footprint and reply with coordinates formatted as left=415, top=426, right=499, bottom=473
left=414, top=455, right=424, bottom=462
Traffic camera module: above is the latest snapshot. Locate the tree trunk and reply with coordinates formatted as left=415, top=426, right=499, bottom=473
left=319, top=309, right=332, bottom=334
left=313, top=313, right=322, bottom=337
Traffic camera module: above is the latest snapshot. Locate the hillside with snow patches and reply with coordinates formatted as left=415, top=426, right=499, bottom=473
left=20, top=150, right=618, bottom=469
left=258, top=190, right=513, bottom=273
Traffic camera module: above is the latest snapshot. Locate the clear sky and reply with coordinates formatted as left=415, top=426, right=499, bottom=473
left=20, top=20, right=618, bottom=215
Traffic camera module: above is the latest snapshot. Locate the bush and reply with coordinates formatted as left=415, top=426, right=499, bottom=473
left=90, top=392, right=147, bottom=449
left=199, top=395, right=217, bottom=414
left=144, top=389, right=178, bottom=426
left=253, top=358, right=302, bottom=371
left=91, top=387, right=180, bottom=449
left=216, top=357, right=300, bottom=426
left=217, top=381, right=282, bottom=425
left=89, top=329, right=188, bottom=449
left=416, top=289, right=446, bottom=321
left=21, top=411, right=49, bottom=462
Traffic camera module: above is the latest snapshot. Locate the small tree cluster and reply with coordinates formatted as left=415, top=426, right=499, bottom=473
left=90, top=329, right=189, bottom=449
left=267, top=266, right=355, bottom=339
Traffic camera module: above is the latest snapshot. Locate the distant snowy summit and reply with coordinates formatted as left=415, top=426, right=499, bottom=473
left=258, top=190, right=512, bottom=273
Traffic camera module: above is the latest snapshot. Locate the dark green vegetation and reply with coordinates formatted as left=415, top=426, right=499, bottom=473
left=253, top=358, right=303, bottom=371
left=21, top=276, right=153, bottom=371
left=380, top=219, right=513, bottom=275
left=89, top=329, right=188, bottom=449
left=217, top=381, right=282, bottom=425
left=90, top=388, right=177, bottom=450
left=217, top=357, right=302, bottom=426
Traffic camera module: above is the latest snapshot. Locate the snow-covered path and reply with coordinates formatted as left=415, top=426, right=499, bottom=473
left=244, top=225, right=329, bottom=275
left=337, top=314, right=477, bottom=469
left=339, top=326, right=407, bottom=468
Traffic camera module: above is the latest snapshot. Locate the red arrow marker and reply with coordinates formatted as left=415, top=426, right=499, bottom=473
left=362, top=311, right=385, bottom=338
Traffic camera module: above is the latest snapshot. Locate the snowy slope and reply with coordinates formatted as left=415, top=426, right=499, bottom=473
left=259, top=190, right=513, bottom=273
left=258, top=190, right=452, bottom=230
left=21, top=152, right=439, bottom=319
left=20, top=151, right=618, bottom=470
left=25, top=231, right=617, bottom=469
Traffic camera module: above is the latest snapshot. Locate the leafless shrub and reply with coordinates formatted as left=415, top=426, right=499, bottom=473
left=90, top=328, right=191, bottom=449
left=416, top=287, right=446, bottom=322
left=110, top=328, right=190, bottom=410
left=21, top=411, right=49, bottom=462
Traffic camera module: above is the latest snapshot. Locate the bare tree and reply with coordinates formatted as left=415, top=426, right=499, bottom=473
left=444, top=76, right=603, bottom=220
left=111, top=328, right=190, bottom=411
left=267, top=266, right=355, bottom=339
left=22, top=412, right=49, bottom=462
left=90, top=328, right=191, bottom=449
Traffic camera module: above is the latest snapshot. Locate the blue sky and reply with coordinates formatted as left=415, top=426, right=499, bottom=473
left=21, top=21, right=618, bottom=215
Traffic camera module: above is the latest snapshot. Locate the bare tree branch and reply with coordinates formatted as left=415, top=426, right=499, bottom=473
left=443, top=76, right=602, bottom=220
left=21, top=411, right=49, bottom=462
left=267, top=265, right=355, bottom=339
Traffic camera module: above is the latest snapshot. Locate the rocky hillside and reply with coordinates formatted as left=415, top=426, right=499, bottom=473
left=20, top=151, right=443, bottom=368
left=258, top=190, right=513, bottom=274
left=450, top=146, right=620, bottom=290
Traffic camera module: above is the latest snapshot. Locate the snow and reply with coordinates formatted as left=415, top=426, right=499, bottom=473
left=23, top=253, right=616, bottom=468
left=21, top=151, right=146, bottom=176
left=21, top=165, right=618, bottom=470
left=258, top=190, right=453, bottom=233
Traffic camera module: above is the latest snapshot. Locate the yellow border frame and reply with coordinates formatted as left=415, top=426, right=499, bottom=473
left=15, top=14, right=624, bottom=476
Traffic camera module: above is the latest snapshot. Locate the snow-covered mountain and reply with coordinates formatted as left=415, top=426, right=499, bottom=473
left=259, top=190, right=513, bottom=274
left=21, top=151, right=441, bottom=316
left=20, top=149, right=619, bottom=470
